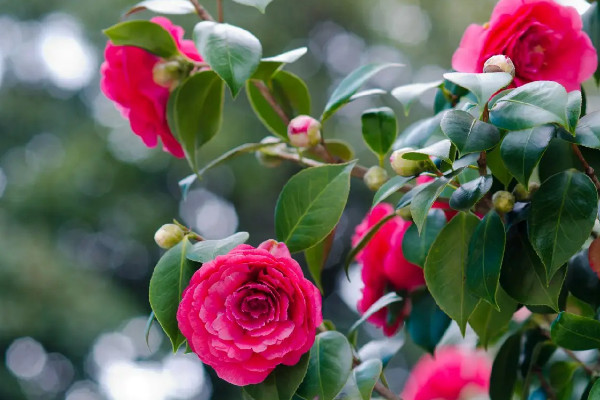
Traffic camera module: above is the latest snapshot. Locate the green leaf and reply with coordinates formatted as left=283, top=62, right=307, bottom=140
left=149, top=239, right=197, bottom=351
left=391, top=80, right=443, bottom=116
left=193, top=21, right=262, bottom=97
left=528, top=170, right=598, bottom=281
left=103, top=20, right=179, bottom=58
left=499, top=125, right=554, bottom=186
left=401, top=139, right=453, bottom=164
left=440, top=110, right=501, bottom=155
left=567, top=91, right=582, bottom=133
left=569, top=111, right=600, bottom=149
left=466, top=211, right=506, bottom=308
left=247, top=70, right=311, bottom=139
left=275, top=162, right=355, bottom=253
left=566, top=249, right=600, bottom=308
left=357, top=338, right=404, bottom=368
left=449, top=175, right=493, bottom=211
left=186, top=232, right=249, bottom=263
left=347, top=292, right=403, bottom=337
left=424, top=212, right=480, bottom=335
left=551, top=312, right=600, bottom=350
left=251, top=47, right=307, bottom=81
left=232, top=0, right=273, bottom=12
left=407, top=290, right=451, bottom=353
left=305, top=230, right=335, bottom=293
left=125, top=0, right=196, bottom=16
left=243, top=353, right=309, bottom=400
left=361, top=107, right=397, bottom=158
left=582, top=3, right=600, bottom=86
left=322, top=63, right=402, bottom=121
left=589, top=378, right=600, bottom=400
left=469, top=287, right=516, bottom=348
left=372, top=176, right=412, bottom=207
left=443, top=72, right=513, bottom=107
left=410, top=169, right=461, bottom=234
left=402, top=209, right=446, bottom=267
left=487, top=145, right=513, bottom=187
left=395, top=113, right=443, bottom=149
left=489, top=81, right=568, bottom=130
left=549, top=361, right=578, bottom=392
left=337, top=360, right=383, bottom=400
left=167, top=70, right=225, bottom=171
left=296, top=331, right=353, bottom=400
left=490, top=333, right=522, bottom=400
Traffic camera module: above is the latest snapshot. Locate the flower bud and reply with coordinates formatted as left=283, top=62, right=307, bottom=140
left=483, top=55, right=515, bottom=77
left=389, top=148, right=430, bottom=177
left=154, top=223, right=185, bottom=249
left=153, top=59, right=185, bottom=89
left=287, top=115, right=321, bottom=148
left=397, top=206, right=412, bottom=222
left=528, top=182, right=540, bottom=196
left=492, top=191, right=515, bottom=214
left=364, top=166, right=388, bottom=191
left=255, top=136, right=285, bottom=168
left=512, top=183, right=530, bottom=201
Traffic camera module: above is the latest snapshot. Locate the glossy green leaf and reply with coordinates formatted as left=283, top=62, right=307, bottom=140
left=443, top=72, right=513, bottom=106
left=401, top=139, right=453, bottom=164
left=103, top=20, right=178, bottom=57
left=251, top=47, right=307, bottom=81
left=243, top=353, right=309, bottom=400
left=589, top=378, right=600, bottom=400
left=402, top=209, right=446, bottom=267
left=167, top=70, right=224, bottom=171
left=407, top=290, right=451, bottom=353
left=395, top=183, right=426, bottom=210
left=566, top=249, right=600, bottom=308
left=425, top=212, right=480, bottom=335
left=490, top=333, right=522, bottom=400
left=322, top=63, right=402, bottom=121
left=487, top=146, right=513, bottom=187
left=567, top=90, right=582, bottom=133
left=296, top=331, right=353, bottom=400
left=440, top=110, right=500, bottom=155
left=551, top=312, right=600, bottom=350
left=499, top=125, right=554, bottom=186
left=247, top=70, right=311, bottom=139
left=528, top=170, right=598, bottom=281
left=469, top=287, right=516, bottom=348
left=372, top=176, right=412, bottom=207
left=349, top=88, right=387, bottom=102
left=125, top=0, right=195, bottom=15
left=337, top=360, right=383, bottom=400
left=304, top=139, right=355, bottom=162
left=466, top=211, right=506, bottom=308
left=149, top=239, right=197, bottom=351
left=549, top=361, right=578, bottom=392
left=361, top=107, right=397, bottom=158
left=186, top=232, right=249, bottom=263
left=569, top=111, right=600, bottom=149
left=391, top=80, right=443, bottom=116
left=232, top=0, right=273, bottom=12
left=394, top=113, right=443, bottom=149
left=275, top=162, right=355, bottom=253
left=489, top=81, right=568, bottom=130
left=449, top=175, right=492, bottom=211
left=357, top=337, right=404, bottom=368
left=410, top=169, right=461, bottom=234
left=194, top=21, right=262, bottom=96
left=344, top=214, right=396, bottom=277
left=305, top=230, right=335, bottom=293
left=347, top=292, right=403, bottom=337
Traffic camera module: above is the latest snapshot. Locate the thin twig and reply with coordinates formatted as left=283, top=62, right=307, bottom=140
left=374, top=381, right=401, bottom=400
left=273, top=150, right=369, bottom=179
left=189, top=0, right=215, bottom=21
left=477, top=151, right=487, bottom=176
left=572, top=143, right=600, bottom=192
left=217, top=0, right=224, bottom=22
left=563, top=348, right=596, bottom=376
left=252, top=81, right=290, bottom=125
left=534, top=369, right=556, bottom=400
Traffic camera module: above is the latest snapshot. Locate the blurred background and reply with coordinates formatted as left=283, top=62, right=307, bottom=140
left=1, top=0, right=592, bottom=398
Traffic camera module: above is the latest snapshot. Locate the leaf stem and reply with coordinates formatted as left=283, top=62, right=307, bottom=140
left=477, top=151, right=487, bottom=176
left=251, top=80, right=290, bottom=125
left=189, top=0, right=215, bottom=21
left=571, top=143, right=600, bottom=192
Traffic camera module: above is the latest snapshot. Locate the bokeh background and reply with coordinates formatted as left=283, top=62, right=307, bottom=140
left=0, top=0, right=594, bottom=398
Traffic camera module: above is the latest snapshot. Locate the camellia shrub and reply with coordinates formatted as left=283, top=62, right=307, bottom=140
left=100, top=0, right=600, bottom=398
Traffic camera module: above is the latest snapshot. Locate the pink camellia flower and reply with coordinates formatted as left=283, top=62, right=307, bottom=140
left=352, top=203, right=425, bottom=336
left=287, top=115, right=322, bottom=148
left=452, top=0, right=597, bottom=91
left=176, top=239, right=322, bottom=386
left=100, top=17, right=202, bottom=158
left=401, top=347, right=491, bottom=400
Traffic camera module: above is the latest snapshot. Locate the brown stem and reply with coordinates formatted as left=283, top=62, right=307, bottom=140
left=534, top=369, right=556, bottom=400
left=216, top=0, right=224, bottom=22
left=477, top=151, right=487, bottom=176
left=252, top=81, right=290, bottom=125
left=374, top=381, right=401, bottom=400
left=273, top=150, right=369, bottom=179
left=563, top=348, right=596, bottom=376
left=189, top=0, right=215, bottom=21
left=572, top=143, right=600, bottom=192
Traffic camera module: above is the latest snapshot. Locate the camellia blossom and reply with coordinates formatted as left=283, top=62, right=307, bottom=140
left=401, top=347, right=491, bottom=400
left=176, top=240, right=322, bottom=386
left=452, top=0, right=597, bottom=91
left=100, top=17, right=202, bottom=158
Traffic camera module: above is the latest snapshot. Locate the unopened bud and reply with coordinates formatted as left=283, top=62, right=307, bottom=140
left=364, top=166, right=388, bottom=191
left=492, top=191, right=515, bottom=214
left=397, top=206, right=412, bottom=221
left=255, top=136, right=285, bottom=168
left=528, top=182, right=540, bottom=196
left=390, top=148, right=430, bottom=177
left=153, top=59, right=184, bottom=89
left=483, top=55, right=515, bottom=77
left=287, top=115, right=321, bottom=148
left=154, top=223, right=185, bottom=249
left=512, top=183, right=531, bottom=201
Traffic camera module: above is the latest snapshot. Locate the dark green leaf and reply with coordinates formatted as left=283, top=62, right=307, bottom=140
left=528, top=170, right=598, bottom=281
left=322, top=63, right=402, bottom=121
left=443, top=72, right=513, bottom=107
left=395, top=184, right=425, bottom=210
left=394, top=113, right=443, bottom=149
left=149, top=239, right=197, bottom=351
left=186, top=232, right=249, bottom=263
left=361, top=107, right=397, bottom=158
left=410, top=169, right=461, bottom=233
left=232, top=0, right=273, bottom=13
left=567, top=91, right=582, bottom=133
left=243, top=353, right=309, bottom=400
left=490, top=333, right=521, bottom=400
left=425, top=212, right=481, bottom=335
left=466, top=211, right=506, bottom=308
left=144, top=311, right=155, bottom=347
left=344, top=214, right=396, bottom=277
left=440, top=110, right=500, bottom=155
left=251, top=47, right=307, bottom=81
left=348, top=360, right=383, bottom=400
left=549, top=361, right=578, bottom=392
left=499, top=125, right=554, bottom=186
left=275, top=162, right=355, bottom=253
left=570, top=111, right=600, bottom=149
left=391, top=80, right=442, bottom=116
left=347, top=293, right=403, bottom=337
left=125, top=0, right=196, bottom=16
left=296, top=331, right=353, bottom=400
left=103, top=20, right=178, bottom=57
left=551, top=312, right=600, bottom=350
left=469, top=287, right=516, bottom=348
left=402, top=209, right=446, bottom=267
left=407, top=290, right=451, bottom=353
left=589, top=378, right=600, bottom=400
left=194, top=21, right=262, bottom=96
left=372, top=176, right=413, bottom=207
left=487, top=145, right=513, bottom=187
left=401, top=139, right=452, bottom=164
left=305, top=230, right=335, bottom=293
left=449, top=175, right=493, bottom=211
left=357, top=338, right=404, bottom=368
left=566, top=249, right=600, bottom=308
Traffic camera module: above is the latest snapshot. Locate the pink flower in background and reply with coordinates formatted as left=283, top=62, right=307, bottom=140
left=401, top=347, right=491, bottom=400
left=100, top=17, right=202, bottom=158
left=452, top=0, right=597, bottom=91
left=416, top=175, right=457, bottom=220
left=176, top=240, right=322, bottom=386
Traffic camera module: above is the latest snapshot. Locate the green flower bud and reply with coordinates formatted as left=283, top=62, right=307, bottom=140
left=363, top=166, right=388, bottom=191
left=389, top=148, right=430, bottom=177
left=483, top=55, right=515, bottom=77
left=154, top=223, right=185, bottom=249
left=512, top=183, right=531, bottom=201
left=397, top=206, right=412, bottom=221
left=255, top=136, right=285, bottom=168
left=528, top=182, right=540, bottom=196
left=152, top=59, right=185, bottom=89
left=492, top=191, right=515, bottom=214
